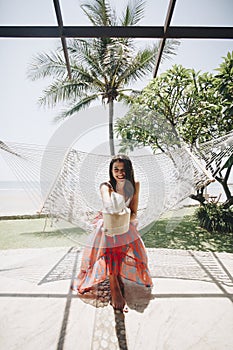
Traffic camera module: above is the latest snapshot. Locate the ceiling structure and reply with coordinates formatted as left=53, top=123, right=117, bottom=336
left=0, top=0, right=232, bottom=79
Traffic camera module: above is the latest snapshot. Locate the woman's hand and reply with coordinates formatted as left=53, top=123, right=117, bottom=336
left=130, top=212, right=138, bottom=227
left=130, top=218, right=138, bottom=227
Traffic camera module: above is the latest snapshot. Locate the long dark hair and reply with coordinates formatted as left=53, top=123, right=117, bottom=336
left=109, top=154, right=136, bottom=199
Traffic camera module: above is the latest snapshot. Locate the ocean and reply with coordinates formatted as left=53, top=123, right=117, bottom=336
left=0, top=181, right=43, bottom=216
left=0, top=180, right=231, bottom=216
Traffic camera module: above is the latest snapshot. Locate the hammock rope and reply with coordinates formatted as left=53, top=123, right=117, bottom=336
left=0, top=131, right=232, bottom=230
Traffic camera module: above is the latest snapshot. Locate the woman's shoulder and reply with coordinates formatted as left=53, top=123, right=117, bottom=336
left=100, top=181, right=113, bottom=190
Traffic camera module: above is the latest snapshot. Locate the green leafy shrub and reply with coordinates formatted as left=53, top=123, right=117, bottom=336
left=195, top=204, right=233, bottom=233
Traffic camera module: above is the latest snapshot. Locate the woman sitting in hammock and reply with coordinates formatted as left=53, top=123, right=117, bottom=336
left=71, top=154, right=152, bottom=312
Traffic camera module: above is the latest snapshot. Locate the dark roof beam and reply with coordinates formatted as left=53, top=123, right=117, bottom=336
left=0, top=26, right=233, bottom=39
left=53, top=0, right=72, bottom=79
left=153, top=0, right=177, bottom=78
left=0, top=26, right=232, bottom=38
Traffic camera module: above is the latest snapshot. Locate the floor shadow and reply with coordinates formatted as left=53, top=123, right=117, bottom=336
left=188, top=250, right=233, bottom=303
left=114, top=310, right=128, bottom=350
left=72, top=278, right=111, bottom=308
left=72, top=277, right=152, bottom=314
left=20, top=225, right=85, bottom=237
left=38, top=247, right=80, bottom=285
left=124, top=279, right=152, bottom=313
left=71, top=277, right=152, bottom=349
left=2, top=245, right=233, bottom=350
left=147, top=249, right=233, bottom=287
left=56, top=246, right=80, bottom=350
left=37, top=247, right=233, bottom=288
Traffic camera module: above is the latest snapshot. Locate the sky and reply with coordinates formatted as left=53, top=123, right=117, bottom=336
left=0, top=0, right=233, bottom=180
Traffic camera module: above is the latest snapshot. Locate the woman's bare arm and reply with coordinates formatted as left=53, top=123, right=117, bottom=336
left=100, top=183, right=113, bottom=213
left=129, top=181, right=140, bottom=221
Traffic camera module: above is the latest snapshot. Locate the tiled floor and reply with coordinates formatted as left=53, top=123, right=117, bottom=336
left=0, top=247, right=233, bottom=350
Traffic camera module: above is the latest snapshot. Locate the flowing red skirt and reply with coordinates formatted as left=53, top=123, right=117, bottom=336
left=72, top=212, right=153, bottom=294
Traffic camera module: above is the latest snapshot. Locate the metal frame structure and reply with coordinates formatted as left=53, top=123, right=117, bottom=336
left=1, top=0, right=232, bottom=78
left=1, top=25, right=232, bottom=39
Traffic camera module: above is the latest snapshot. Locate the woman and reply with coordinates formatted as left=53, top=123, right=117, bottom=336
left=72, top=154, right=152, bottom=312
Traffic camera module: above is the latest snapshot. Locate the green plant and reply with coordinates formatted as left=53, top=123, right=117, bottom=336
left=115, top=63, right=229, bottom=153
left=27, top=0, right=178, bottom=155
left=195, top=204, right=233, bottom=233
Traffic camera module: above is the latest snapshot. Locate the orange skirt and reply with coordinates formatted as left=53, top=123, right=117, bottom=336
left=72, top=212, right=153, bottom=294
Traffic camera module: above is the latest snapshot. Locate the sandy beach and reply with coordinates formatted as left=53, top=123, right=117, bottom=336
left=0, top=185, right=43, bottom=216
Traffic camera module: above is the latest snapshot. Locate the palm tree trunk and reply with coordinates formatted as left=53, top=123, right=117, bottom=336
left=109, top=100, right=115, bottom=155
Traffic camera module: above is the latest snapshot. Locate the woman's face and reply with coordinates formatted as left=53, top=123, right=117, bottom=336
left=111, top=160, right=126, bottom=183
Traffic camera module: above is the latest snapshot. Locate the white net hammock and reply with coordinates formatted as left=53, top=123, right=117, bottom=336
left=0, top=131, right=232, bottom=232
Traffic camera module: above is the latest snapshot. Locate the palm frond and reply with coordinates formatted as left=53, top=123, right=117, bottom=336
left=80, top=0, right=114, bottom=26
left=69, top=64, right=94, bottom=82
left=93, top=37, right=118, bottom=61
left=27, top=51, right=67, bottom=81
left=117, top=91, right=134, bottom=105
left=67, top=39, right=105, bottom=79
left=117, top=46, right=159, bottom=85
left=38, top=79, right=95, bottom=108
left=28, top=1, right=180, bottom=126
left=120, top=0, right=146, bottom=26
left=67, top=39, right=91, bottom=60
left=161, top=40, right=180, bottom=61
left=54, top=93, right=100, bottom=122
left=117, top=40, right=179, bottom=85
left=102, top=41, right=132, bottom=78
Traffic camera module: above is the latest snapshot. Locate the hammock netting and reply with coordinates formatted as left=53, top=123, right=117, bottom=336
left=193, top=131, right=233, bottom=177
left=0, top=131, right=232, bottom=233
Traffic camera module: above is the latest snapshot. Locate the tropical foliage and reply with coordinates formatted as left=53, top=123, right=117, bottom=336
left=215, top=51, right=233, bottom=127
left=27, top=0, right=179, bottom=155
left=115, top=53, right=233, bottom=232
left=195, top=204, right=233, bottom=233
left=115, top=57, right=233, bottom=153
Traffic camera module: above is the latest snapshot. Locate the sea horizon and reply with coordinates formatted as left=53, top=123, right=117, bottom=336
left=0, top=180, right=231, bottom=217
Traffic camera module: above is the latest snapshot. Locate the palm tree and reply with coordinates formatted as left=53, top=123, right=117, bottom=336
left=28, top=0, right=179, bottom=155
